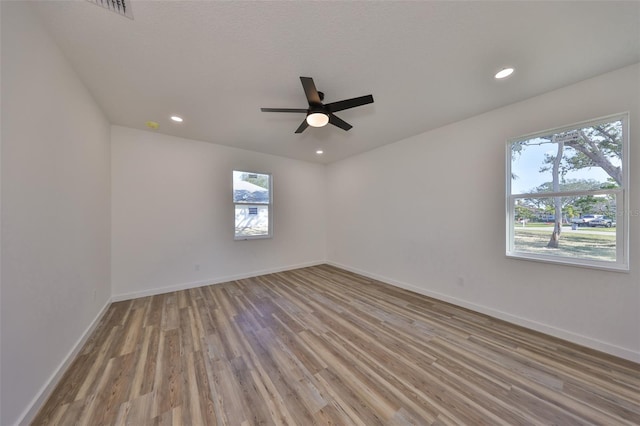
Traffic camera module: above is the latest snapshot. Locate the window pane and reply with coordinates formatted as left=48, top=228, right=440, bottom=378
left=512, top=195, right=617, bottom=263
left=235, top=204, right=269, bottom=238
left=233, top=171, right=270, bottom=204
left=510, top=120, right=623, bottom=195
left=507, top=114, right=627, bottom=270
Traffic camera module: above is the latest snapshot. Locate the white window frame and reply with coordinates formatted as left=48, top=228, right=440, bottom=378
left=505, top=113, right=629, bottom=271
left=233, top=170, right=273, bottom=240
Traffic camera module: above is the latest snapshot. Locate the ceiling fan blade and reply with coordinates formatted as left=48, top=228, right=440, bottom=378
left=295, top=119, right=309, bottom=133
left=325, top=94, right=374, bottom=113
left=261, top=108, right=308, bottom=113
left=329, top=114, right=352, bottom=131
left=300, top=77, right=322, bottom=105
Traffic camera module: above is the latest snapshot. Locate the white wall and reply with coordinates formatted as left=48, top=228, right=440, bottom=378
left=111, top=126, right=326, bottom=299
left=0, top=3, right=111, bottom=425
left=327, top=64, right=640, bottom=362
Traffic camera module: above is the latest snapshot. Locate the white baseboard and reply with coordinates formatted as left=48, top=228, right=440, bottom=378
left=16, top=299, right=112, bottom=426
left=111, top=260, right=326, bottom=302
left=327, top=261, right=640, bottom=363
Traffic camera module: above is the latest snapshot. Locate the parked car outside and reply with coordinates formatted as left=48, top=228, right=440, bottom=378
left=571, top=214, right=603, bottom=226
left=589, top=216, right=616, bottom=227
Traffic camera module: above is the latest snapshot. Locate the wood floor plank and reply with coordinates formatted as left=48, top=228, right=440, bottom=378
left=32, top=265, right=640, bottom=425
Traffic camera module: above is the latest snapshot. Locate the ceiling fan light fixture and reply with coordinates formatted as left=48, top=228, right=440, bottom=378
left=306, top=112, right=329, bottom=127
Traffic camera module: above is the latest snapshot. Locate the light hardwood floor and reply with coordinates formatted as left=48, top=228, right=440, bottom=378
left=33, top=265, right=640, bottom=425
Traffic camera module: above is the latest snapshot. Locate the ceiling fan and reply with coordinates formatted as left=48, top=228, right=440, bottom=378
left=261, top=77, right=374, bottom=133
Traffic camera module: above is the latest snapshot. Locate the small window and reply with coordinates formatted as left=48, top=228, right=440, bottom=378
left=506, top=114, right=628, bottom=270
left=233, top=171, right=272, bottom=239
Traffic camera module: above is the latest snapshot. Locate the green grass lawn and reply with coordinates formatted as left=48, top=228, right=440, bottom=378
left=513, top=228, right=615, bottom=261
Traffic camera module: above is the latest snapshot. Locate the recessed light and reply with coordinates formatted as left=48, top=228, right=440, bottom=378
left=170, top=115, right=184, bottom=122
left=495, top=68, right=514, bottom=79
left=316, top=150, right=324, bottom=155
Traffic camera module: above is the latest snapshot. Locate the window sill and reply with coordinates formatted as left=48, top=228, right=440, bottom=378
left=506, top=252, right=629, bottom=273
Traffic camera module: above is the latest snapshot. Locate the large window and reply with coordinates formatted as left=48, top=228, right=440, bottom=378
left=506, top=114, right=628, bottom=270
left=233, top=171, right=272, bottom=240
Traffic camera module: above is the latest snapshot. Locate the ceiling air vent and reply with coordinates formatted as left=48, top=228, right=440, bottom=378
left=86, top=0, right=133, bottom=19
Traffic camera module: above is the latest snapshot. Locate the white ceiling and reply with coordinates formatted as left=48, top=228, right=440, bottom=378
left=32, top=1, right=640, bottom=164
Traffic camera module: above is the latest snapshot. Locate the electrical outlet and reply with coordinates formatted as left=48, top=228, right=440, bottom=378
left=457, top=277, right=465, bottom=287
left=194, top=264, right=200, bottom=271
